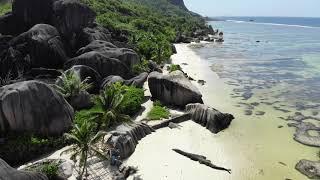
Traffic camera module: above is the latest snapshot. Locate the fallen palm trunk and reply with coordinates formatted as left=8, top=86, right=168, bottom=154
left=172, top=149, right=231, bottom=174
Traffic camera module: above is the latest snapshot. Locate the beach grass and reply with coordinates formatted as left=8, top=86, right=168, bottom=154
left=147, top=101, right=170, bottom=120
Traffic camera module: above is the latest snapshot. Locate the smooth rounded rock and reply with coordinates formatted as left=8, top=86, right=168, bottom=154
left=0, top=80, right=74, bottom=136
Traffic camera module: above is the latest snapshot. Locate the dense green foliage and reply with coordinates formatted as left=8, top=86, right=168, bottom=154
left=121, top=85, right=145, bottom=116
left=80, top=0, right=207, bottom=63
left=133, top=60, right=150, bottom=74
left=75, top=83, right=144, bottom=131
left=0, top=2, right=11, bottom=16
left=0, top=134, right=66, bottom=166
left=147, top=101, right=170, bottom=120
left=55, top=70, right=92, bottom=98
left=168, top=64, right=182, bottom=72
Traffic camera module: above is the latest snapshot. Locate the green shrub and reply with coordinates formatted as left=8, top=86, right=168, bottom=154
left=147, top=104, right=170, bottom=120
left=169, top=64, right=182, bottom=72
left=133, top=60, right=150, bottom=74
left=40, top=162, right=59, bottom=179
left=0, top=134, right=66, bottom=166
left=153, top=100, right=163, bottom=107
left=0, top=2, right=11, bottom=16
left=121, top=85, right=144, bottom=116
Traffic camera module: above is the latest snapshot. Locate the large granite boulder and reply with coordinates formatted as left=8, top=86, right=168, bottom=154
left=125, top=72, right=148, bottom=88
left=186, top=103, right=234, bottom=134
left=77, top=40, right=140, bottom=68
left=64, top=65, right=102, bottom=93
left=0, top=158, right=48, bottom=180
left=25, top=68, right=62, bottom=80
left=0, top=80, right=74, bottom=136
left=100, top=73, right=148, bottom=89
left=76, top=26, right=112, bottom=49
left=76, top=40, right=117, bottom=55
left=64, top=51, right=132, bottom=79
left=0, top=13, right=24, bottom=35
left=52, top=0, right=96, bottom=37
left=67, top=91, right=93, bottom=110
left=295, top=159, right=320, bottom=179
left=12, top=0, right=53, bottom=28
left=10, top=24, right=68, bottom=69
left=148, top=71, right=203, bottom=107
left=106, top=122, right=154, bottom=159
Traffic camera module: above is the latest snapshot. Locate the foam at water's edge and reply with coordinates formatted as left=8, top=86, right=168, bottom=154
left=225, top=20, right=320, bottom=29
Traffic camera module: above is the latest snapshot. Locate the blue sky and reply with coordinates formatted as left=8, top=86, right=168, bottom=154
left=184, top=0, right=320, bottom=17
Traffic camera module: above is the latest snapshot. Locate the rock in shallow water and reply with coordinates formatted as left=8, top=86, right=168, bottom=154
left=295, top=159, right=320, bottom=179
left=288, top=122, right=320, bottom=147
left=186, top=103, right=234, bottom=134
left=0, top=158, right=48, bottom=180
left=106, top=122, right=155, bottom=159
left=0, top=80, right=74, bottom=136
left=148, top=71, right=203, bottom=107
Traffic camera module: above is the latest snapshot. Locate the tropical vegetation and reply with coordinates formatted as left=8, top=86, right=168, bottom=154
left=0, top=1, right=11, bottom=16
left=62, top=120, right=108, bottom=179
left=55, top=70, right=92, bottom=98
left=147, top=101, right=170, bottom=120
left=80, top=0, right=208, bottom=63
left=168, top=64, right=182, bottom=72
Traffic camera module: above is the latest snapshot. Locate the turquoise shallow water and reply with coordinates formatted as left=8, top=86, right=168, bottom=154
left=199, top=20, right=320, bottom=114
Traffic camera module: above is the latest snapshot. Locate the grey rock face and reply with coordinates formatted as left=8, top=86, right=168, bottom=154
left=0, top=13, right=24, bottom=35
left=12, top=0, right=53, bottom=28
left=296, top=159, right=320, bottom=179
left=64, top=51, right=131, bottom=79
left=77, top=40, right=140, bottom=69
left=10, top=24, right=68, bottom=69
left=186, top=103, right=234, bottom=134
left=148, top=71, right=203, bottom=107
left=52, top=0, right=96, bottom=37
left=76, top=40, right=117, bottom=55
left=76, top=26, right=112, bottom=49
left=65, top=65, right=102, bottom=93
left=68, top=91, right=93, bottom=111
left=101, top=75, right=124, bottom=89
left=0, top=158, right=48, bottom=180
left=106, top=122, right=155, bottom=159
left=0, top=80, right=74, bottom=136
left=125, top=72, right=148, bottom=88
left=148, top=60, right=162, bottom=73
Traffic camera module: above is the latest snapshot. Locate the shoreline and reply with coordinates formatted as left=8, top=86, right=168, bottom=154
left=125, top=43, right=318, bottom=180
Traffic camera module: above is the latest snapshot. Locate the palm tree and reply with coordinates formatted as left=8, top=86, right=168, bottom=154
left=55, top=70, right=92, bottom=98
left=92, top=83, right=131, bottom=130
left=62, top=120, right=108, bottom=179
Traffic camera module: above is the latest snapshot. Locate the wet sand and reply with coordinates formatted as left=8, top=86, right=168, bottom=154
left=125, top=43, right=318, bottom=180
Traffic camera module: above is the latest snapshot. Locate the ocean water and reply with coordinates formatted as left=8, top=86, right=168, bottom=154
left=204, top=18, right=320, bottom=114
